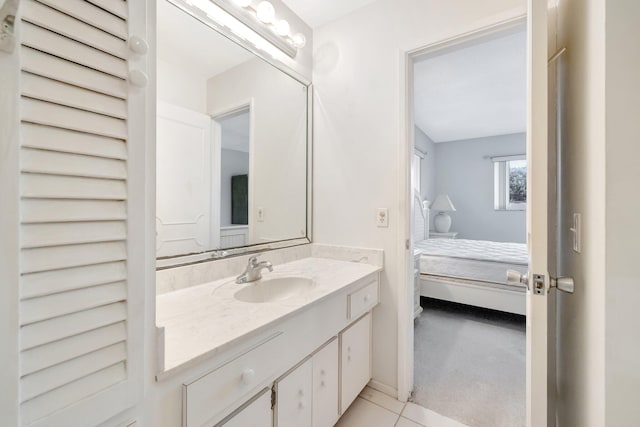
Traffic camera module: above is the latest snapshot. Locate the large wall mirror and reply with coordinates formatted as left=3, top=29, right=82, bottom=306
left=156, top=0, right=310, bottom=266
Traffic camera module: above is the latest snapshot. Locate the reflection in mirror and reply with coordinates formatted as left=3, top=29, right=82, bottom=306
left=156, top=0, right=309, bottom=261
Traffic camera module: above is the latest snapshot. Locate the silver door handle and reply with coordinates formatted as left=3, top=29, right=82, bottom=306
left=551, top=276, right=575, bottom=294
left=506, top=270, right=529, bottom=289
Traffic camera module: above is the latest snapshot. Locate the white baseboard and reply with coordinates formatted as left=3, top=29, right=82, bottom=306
left=367, top=379, right=398, bottom=399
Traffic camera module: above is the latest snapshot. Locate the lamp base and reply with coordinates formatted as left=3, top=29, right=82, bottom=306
left=433, top=212, right=452, bottom=233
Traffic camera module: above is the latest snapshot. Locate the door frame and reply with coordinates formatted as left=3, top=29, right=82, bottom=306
left=210, top=99, right=255, bottom=247
left=397, top=14, right=528, bottom=402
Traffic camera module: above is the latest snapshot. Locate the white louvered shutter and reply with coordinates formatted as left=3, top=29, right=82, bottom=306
left=17, top=1, right=144, bottom=426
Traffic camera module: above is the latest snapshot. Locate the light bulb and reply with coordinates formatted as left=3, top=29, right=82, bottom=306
left=275, top=19, right=290, bottom=36
left=292, top=32, right=306, bottom=48
left=234, top=0, right=252, bottom=7
left=256, top=1, right=275, bottom=23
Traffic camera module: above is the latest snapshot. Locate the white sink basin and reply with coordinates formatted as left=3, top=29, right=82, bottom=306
left=234, top=276, right=314, bottom=303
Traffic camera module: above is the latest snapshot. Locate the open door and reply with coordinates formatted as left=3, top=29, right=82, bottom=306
left=523, top=1, right=572, bottom=426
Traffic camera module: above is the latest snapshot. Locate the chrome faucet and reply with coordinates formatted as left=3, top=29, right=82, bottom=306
left=236, top=255, right=273, bottom=284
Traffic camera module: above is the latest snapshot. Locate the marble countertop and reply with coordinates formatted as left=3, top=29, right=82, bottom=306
left=156, top=257, right=381, bottom=378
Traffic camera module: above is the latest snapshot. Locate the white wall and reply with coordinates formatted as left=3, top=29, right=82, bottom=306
left=220, top=149, right=250, bottom=227
left=208, top=58, right=308, bottom=243
left=313, top=0, right=527, bottom=393
left=557, top=0, right=640, bottom=425
left=433, top=133, right=526, bottom=242
left=415, top=127, right=436, bottom=204
left=603, top=1, right=640, bottom=424
left=157, top=58, right=207, bottom=113
left=557, top=1, right=607, bottom=425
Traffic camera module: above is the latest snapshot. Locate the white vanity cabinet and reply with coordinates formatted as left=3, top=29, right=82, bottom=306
left=339, top=312, right=372, bottom=412
left=217, top=388, right=272, bottom=427
left=312, top=339, right=340, bottom=427
left=274, top=337, right=340, bottom=427
left=274, top=359, right=313, bottom=427
left=172, top=267, right=381, bottom=427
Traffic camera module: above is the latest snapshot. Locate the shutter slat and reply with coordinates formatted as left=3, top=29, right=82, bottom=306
left=22, top=174, right=126, bottom=200
left=36, top=0, right=128, bottom=39
left=21, top=323, right=126, bottom=376
left=22, top=98, right=127, bottom=140
left=85, top=0, right=128, bottom=20
left=22, top=123, right=127, bottom=160
left=22, top=47, right=127, bottom=99
left=22, top=199, right=127, bottom=223
left=21, top=21, right=127, bottom=79
left=21, top=302, right=127, bottom=350
left=21, top=262, right=127, bottom=300
left=22, top=221, right=126, bottom=249
left=21, top=242, right=127, bottom=275
left=22, top=0, right=128, bottom=59
left=22, top=148, right=127, bottom=179
left=17, top=1, right=133, bottom=423
left=21, top=363, right=127, bottom=426
left=21, top=343, right=126, bottom=401
left=21, top=282, right=126, bottom=326
left=22, top=72, right=127, bottom=119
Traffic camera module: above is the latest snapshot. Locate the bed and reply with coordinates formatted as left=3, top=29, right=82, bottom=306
left=413, top=193, right=527, bottom=315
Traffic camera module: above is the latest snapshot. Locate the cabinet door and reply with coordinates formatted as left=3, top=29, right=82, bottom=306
left=340, top=312, right=372, bottom=412
left=219, top=388, right=271, bottom=427
left=312, top=339, right=339, bottom=427
left=275, top=359, right=312, bottom=427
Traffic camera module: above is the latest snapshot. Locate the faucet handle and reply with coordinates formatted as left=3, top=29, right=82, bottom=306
left=248, top=254, right=261, bottom=265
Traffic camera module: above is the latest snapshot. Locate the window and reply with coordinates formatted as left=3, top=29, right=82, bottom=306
left=494, top=155, right=527, bottom=210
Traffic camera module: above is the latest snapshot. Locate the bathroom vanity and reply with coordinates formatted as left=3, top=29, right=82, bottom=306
left=155, top=255, right=381, bottom=427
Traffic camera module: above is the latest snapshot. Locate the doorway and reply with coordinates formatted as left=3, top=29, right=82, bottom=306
left=404, top=18, right=529, bottom=427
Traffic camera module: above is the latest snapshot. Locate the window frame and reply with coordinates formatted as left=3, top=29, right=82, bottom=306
left=493, top=154, right=527, bottom=211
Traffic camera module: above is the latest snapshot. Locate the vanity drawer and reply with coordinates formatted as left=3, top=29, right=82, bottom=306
left=183, top=333, right=284, bottom=427
left=347, top=278, right=379, bottom=320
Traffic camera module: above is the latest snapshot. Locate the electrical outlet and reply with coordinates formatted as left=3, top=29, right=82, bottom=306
left=257, top=207, right=264, bottom=222
left=376, top=208, right=389, bottom=227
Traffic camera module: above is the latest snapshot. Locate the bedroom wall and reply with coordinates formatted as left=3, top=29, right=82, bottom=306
left=313, top=0, right=527, bottom=394
left=415, top=127, right=437, bottom=204
left=433, top=132, right=526, bottom=243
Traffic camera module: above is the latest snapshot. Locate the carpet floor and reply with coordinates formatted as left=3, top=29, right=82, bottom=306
left=412, top=298, right=526, bottom=427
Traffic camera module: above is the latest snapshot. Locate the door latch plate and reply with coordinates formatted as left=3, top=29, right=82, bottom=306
left=532, top=274, right=545, bottom=295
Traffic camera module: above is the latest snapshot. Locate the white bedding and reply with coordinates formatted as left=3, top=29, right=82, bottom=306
left=415, top=239, right=528, bottom=285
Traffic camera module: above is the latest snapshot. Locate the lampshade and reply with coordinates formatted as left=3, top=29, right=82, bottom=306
left=430, top=194, right=456, bottom=212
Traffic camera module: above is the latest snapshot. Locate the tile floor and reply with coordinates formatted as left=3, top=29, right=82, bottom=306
left=336, top=387, right=469, bottom=427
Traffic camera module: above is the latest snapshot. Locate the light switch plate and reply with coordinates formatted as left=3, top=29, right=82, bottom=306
left=570, top=213, right=581, bottom=253
left=376, top=208, right=389, bottom=227
left=257, top=207, right=264, bottom=222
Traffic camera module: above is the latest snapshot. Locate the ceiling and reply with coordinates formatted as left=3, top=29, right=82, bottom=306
left=283, top=0, right=378, bottom=28
left=413, top=28, right=527, bottom=143
left=157, top=0, right=254, bottom=79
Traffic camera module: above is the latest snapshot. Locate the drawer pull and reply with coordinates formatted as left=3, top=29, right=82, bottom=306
left=320, top=369, right=326, bottom=376
left=321, top=380, right=326, bottom=387
left=241, top=368, right=255, bottom=385
left=364, top=294, right=371, bottom=302
left=299, top=401, right=305, bottom=409
left=298, top=389, right=304, bottom=397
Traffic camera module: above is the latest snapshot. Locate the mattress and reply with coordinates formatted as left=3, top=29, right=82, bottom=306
left=415, top=239, right=528, bottom=286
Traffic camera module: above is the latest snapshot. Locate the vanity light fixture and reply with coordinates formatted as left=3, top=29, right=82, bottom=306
left=255, top=1, right=275, bottom=23
left=178, top=0, right=300, bottom=58
left=234, top=0, right=307, bottom=49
